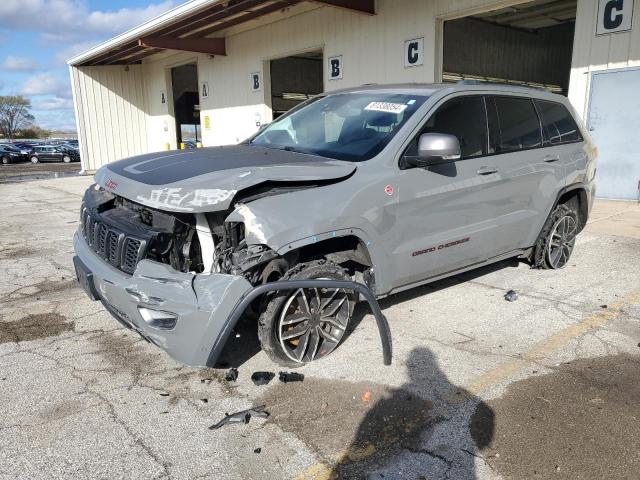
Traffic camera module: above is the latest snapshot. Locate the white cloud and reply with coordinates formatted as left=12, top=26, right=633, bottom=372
left=86, top=1, right=175, bottom=34
left=21, top=73, right=70, bottom=97
left=2, top=56, right=38, bottom=72
left=33, top=96, right=74, bottom=110
left=0, top=0, right=175, bottom=40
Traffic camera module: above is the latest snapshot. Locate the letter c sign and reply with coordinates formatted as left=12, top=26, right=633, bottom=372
left=597, top=0, right=634, bottom=34
left=404, top=37, right=424, bottom=68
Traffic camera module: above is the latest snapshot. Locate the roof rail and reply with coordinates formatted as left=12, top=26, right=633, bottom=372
left=456, top=79, right=549, bottom=92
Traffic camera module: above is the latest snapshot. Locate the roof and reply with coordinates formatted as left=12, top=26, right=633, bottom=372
left=68, top=0, right=375, bottom=67
left=329, top=82, right=565, bottom=100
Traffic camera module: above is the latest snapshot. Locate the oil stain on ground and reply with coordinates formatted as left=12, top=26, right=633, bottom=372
left=0, top=313, right=74, bottom=343
left=258, top=378, right=434, bottom=469
left=474, top=354, right=640, bottom=479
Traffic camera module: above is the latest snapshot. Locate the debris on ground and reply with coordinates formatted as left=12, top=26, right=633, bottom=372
left=278, top=372, right=304, bottom=383
left=201, top=398, right=209, bottom=403
left=600, top=304, right=608, bottom=309
left=251, top=372, right=275, bottom=386
left=159, top=393, right=170, bottom=397
left=225, top=368, right=239, bottom=382
left=254, top=448, right=262, bottom=454
left=361, top=391, right=372, bottom=402
left=209, top=405, right=270, bottom=430
left=504, top=290, right=519, bottom=302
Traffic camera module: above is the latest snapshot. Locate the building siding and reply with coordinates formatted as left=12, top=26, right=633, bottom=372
left=71, top=0, right=639, bottom=170
left=71, top=65, right=148, bottom=171
left=568, top=0, right=640, bottom=119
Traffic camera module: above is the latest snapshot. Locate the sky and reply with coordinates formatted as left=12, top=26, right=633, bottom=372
left=0, top=0, right=178, bottom=132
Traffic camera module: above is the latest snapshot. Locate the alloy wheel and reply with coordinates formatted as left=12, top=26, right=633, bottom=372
left=278, top=285, right=350, bottom=363
left=546, top=215, right=577, bottom=269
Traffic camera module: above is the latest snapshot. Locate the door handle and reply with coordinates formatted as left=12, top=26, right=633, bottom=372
left=477, top=166, right=498, bottom=175
left=544, top=155, right=560, bottom=163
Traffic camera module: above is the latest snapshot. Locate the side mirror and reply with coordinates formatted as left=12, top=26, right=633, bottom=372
left=407, top=133, right=461, bottom=168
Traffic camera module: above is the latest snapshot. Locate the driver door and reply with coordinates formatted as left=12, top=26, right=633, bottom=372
left=390, top=95, right=505, bottom=289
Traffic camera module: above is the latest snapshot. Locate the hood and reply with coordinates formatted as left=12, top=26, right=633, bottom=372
left=94, top=145, right=356, bottom=213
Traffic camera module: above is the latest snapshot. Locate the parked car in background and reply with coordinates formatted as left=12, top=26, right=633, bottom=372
left=0, top=145, right=27, bottom=164
left=29, top=145, right=80, bottom=163
left=11, top=142, right=36, bottom=156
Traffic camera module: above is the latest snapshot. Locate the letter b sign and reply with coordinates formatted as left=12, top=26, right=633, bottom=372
left=597, top=0, right=634, bottom=34
left=328, top=55, right=343, bottom=80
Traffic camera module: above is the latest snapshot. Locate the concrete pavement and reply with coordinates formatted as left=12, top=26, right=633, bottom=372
left=1, top=174, right=640, bottom=480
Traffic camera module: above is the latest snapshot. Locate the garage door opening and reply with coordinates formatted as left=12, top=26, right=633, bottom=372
left=442, top=0, right=577, bottom=94
left=270, top=51, right=323, bottom=120
left=171, top=63, right=200, bottom=146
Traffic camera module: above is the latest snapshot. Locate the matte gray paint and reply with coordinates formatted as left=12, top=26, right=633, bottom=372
left=75, top=83, right=596, bottom=367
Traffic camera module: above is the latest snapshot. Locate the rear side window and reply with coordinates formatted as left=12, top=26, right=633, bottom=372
left=535, top=100, right=582, bottom=145
left=421, top=96, right=487, bottom=159
left=490, top=96, right=542, bottom=152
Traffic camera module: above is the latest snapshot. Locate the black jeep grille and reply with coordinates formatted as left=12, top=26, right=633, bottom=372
left=81, top=207, right=146, bottom=275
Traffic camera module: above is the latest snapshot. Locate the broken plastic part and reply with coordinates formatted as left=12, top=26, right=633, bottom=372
left=504, top=290, right=519, bottom=302
left=278, top=372, right=304, bottom=383
left=206, top=279, right=393, bottom=367
left=251, top=372, right=275, bottom=386
left=225, top=368, right=239, bottom=382
left=208, top=405, right=269, bottom=430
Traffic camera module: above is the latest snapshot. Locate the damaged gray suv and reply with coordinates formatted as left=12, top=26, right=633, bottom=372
left=73, top=83, right=597, bottom=367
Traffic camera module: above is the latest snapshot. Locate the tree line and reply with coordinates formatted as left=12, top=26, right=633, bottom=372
left=0, top=95, right=53, bottom=140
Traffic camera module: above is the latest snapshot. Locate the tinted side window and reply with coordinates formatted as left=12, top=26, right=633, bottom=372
left=421, top=96, right=488, bottom=159
left=491, top=96, right=542, bottom=152
left=535, top=100, right=583, bottom=145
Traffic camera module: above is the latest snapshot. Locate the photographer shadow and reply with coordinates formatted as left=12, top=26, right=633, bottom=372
left=331, top=346, right=495, bottom=479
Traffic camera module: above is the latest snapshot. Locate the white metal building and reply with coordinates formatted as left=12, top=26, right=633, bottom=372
left=68, top=0, right=640, bottom=199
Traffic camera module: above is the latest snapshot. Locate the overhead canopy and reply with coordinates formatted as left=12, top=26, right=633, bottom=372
left=69, top=0, right=375, bottom=67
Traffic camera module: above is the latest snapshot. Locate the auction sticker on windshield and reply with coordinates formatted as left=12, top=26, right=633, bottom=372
left=364, top=102, right=408, bottom=114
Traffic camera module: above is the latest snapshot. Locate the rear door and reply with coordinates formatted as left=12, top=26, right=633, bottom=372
left=484, top=95, right=566, bottom=253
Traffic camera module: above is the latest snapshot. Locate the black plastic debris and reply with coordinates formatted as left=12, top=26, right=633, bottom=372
left=279, top=372, right=304, bottom=383
left=254, top=448, right=262, bottom=454
left=251, top=371, right=275, bottom=386
left=225, top=368, right=239, bottom=382
left=504, top=290, right=519, bottom=302
left=201, top=398, right=209, bottom=403
left=209, top=405, right=269, bottom=430
left=600, top=304, right=608, bottom=309
left=159, top=393, right=170, bottom=397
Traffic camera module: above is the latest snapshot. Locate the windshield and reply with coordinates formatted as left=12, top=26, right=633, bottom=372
left=250, top=92, right=427, bottom=161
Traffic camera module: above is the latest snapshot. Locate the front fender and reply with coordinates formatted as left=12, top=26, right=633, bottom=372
left=225, top=203, right=394, bottom=296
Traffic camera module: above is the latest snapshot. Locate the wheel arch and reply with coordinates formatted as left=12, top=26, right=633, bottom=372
left=276, top=230, right=381, bottom=292
left=554, top=184, right=589, bottom=232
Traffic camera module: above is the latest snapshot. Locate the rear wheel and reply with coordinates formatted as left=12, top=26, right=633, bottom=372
left=534, top=203, right=579, bottom=269
left=258, top=260, right=355, bottom=367
left=1, top=156, right=9, bottom=165
left=30, top=156, right=39, bottom=164
left=62, top=155, right=71, bottom=163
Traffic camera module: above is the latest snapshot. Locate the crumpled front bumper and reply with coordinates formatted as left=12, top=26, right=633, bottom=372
left=73, top=231, right=253, bottom=367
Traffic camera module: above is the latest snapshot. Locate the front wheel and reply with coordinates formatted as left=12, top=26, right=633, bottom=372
left=30, top=156, right=39, bottom=164
left=1, top=156, right=9, bottom=165
left=534, top=204, right=579, bottom=269
left=62, top=155, right=71, bottom=163
left=258, top=260, right=355, bottom=367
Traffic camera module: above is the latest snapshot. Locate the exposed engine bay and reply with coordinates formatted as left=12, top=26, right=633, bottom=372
left=80, top=184, right=284, bottom=283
